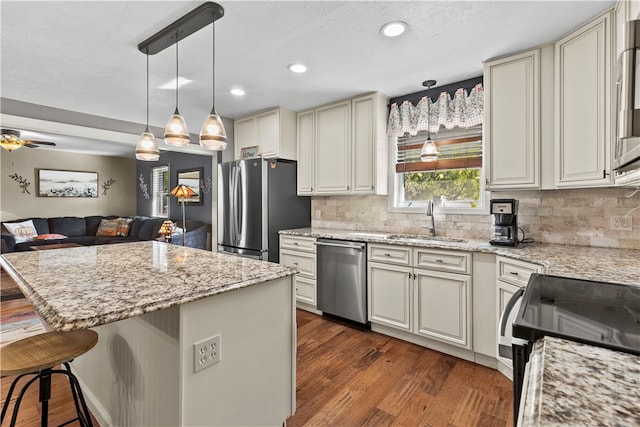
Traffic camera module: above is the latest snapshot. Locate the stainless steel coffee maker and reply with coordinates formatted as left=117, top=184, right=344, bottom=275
left=490, top=199, right=518, bottom=246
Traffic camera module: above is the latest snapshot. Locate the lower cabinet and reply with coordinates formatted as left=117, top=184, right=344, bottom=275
left=368, top=244, right=473, bottom=351
left=279, top=235, right=317, bottom=310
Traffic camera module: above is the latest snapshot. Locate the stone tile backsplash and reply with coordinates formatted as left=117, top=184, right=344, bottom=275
left=311, top=188, right=640, bottom=250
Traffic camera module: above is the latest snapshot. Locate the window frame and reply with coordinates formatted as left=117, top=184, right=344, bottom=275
left=151, top=164, right=170, bottom=218
left=387, top=134, right=489, bottom=215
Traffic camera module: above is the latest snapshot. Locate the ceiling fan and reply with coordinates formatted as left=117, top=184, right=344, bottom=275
left=0, top=129, right=57, bottom=151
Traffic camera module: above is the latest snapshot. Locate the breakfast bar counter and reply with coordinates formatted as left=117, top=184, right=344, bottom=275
left=1, top=241, right=297, bottom=426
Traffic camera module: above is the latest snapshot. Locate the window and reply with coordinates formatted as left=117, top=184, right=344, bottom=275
left=390, top=126, right=488, bottom=214
left=151, top=165, right=169, bottom=217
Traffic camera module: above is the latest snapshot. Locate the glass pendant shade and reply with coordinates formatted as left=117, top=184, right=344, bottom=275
left=164, top=108, right=190, bottom=146
left=136, top=128, right=160, bottom=161
left=420, top=138, right=439, bottom=162
left=199, top=109, right=227, bottom=150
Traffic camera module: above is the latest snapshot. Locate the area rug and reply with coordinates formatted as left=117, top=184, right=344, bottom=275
left=0, top=312, right=46, bottom=347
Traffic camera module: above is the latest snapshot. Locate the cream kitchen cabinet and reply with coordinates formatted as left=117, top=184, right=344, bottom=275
left=315, top=100, right=352, bottom=194
left=555, top=11, right=614, bottom=187
left=297, top=92, right=388, bottom=196
left=495, top=256, right=544, bottom=379
left=234, top=107, right=296, bottom=160
left=484, top=49, right=541, bottom=189
left=279, top=235, right=317, bottom=310
left=367, top=244, right=473, bottom=350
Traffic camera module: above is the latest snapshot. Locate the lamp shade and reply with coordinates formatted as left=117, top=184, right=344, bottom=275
left=158, top=220, right=176, bottom=235
left=199, top=112, right=227, bottom=150
left=170, top=184, right=197, bottom=198
left=420, top=138, right=439, bottom=162
left=164, top=110, right=190, bottom=146
left=136, top=130, right=160, bottom=161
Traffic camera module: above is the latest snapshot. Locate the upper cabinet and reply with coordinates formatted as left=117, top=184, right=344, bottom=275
left=555, top=11, right=613, bottom=187
left=297, top=92, right=389, bottom=196
left=484, top=49, right=541, bottom=189
left=233, top=107, right=297, bottom=160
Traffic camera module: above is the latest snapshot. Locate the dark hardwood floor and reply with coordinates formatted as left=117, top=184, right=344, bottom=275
left=1, top=271, right=512, bottom=426
left=287, top=310, right=513, bottom=427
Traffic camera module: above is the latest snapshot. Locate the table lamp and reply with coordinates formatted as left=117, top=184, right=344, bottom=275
left=158, top=220, right=176, bottom=243
left=170, top=184, right=196, bottom=246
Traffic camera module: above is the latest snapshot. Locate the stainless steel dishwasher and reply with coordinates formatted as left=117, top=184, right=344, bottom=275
left=315, top=238, right=368, bottom=325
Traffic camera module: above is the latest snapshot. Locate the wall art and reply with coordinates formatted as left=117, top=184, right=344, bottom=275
left=101, top=178, right=116, bottom=195
left=9, top=173, right=31, bottom=194
left=139, top=173, right=150, bottom=199
left=37, top=169, right=98, bottom=198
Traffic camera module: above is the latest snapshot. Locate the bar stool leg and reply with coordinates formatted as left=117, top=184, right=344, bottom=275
left=7, top=372, right=42, bottom=427
left=39, top=369, right=51, bottom=427
left=60, top=362, right=93, bottom=427
left=1, top=372, right=34, bottom=422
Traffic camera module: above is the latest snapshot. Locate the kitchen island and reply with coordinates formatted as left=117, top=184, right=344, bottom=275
left=0, top=241, right=297, bottom=427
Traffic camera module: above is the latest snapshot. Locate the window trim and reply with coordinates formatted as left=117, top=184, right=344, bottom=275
left=387, top=135, right=489, bottom=215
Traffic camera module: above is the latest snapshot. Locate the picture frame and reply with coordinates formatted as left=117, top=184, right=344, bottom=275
left=176, top=167, right=203, bottom=205
left=241, top=146, right=258, bottom=159
left=37, top=169, right=98, bottom=198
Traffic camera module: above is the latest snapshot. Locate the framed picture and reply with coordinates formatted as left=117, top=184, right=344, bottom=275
left=37, top=169, right=98, bottom=198
left=241, top=146, right=258, bottom=159
left=176, top=167, right=203, bottom=205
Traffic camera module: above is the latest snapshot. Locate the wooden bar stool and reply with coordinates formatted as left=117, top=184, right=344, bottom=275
left=1, top=329, right=98, bottom=427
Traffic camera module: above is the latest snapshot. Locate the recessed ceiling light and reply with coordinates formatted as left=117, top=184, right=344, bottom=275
left=230, top=88, right=246, bottom=96
left=381, top=21, right=408, bottom=38
left=287, top=63, right=309, bottom=74
left=159, top=77, right=192, bottom=89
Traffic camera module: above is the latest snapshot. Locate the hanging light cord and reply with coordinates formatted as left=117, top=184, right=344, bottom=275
left=175, top=31, right=180, bottom=110
left=145, top=52, right=150, bottom=130
left=211, top=22, right=216, bottom=112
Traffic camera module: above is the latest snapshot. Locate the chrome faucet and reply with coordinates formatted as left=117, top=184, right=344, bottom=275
left=422, top=199, right=436, bottom=237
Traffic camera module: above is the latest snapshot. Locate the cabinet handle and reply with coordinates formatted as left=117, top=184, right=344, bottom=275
left=603, top=170, right=610, bottom=179
left=435, top=259, right=444, bottom=263
left=384, top=253, right=391, bottom=257
left=293, top=262, right=299, bottom=266
left=510, top=271, right=519, bottom=276
left=408, top=272, right=412, bottom=278
left=347, top=186, right=350, bottom=190
left=293, top=242, right=299, bottom=246
left=311, top=187, right=314, bottom=191
left=413, top=273, right=417, bottom=280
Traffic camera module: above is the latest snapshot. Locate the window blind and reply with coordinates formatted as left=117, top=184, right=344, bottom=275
left=395, top=126, right=482, bottom=173
left=151, top=165, right=169, bottom=217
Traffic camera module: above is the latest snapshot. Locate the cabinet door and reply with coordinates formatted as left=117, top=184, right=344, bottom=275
left=352, top=95, right=375, bottom=193
left=496, top=280, right=521, bottom=369
left=297, top=110, right=315, bottom=195
left=255, top=110, right=279, bottom=158
left=368, top=262, right=412, bottom=331
left=294, top=275, right=316, bottom=306
left=315, top=101, right=351, bottom=194
left=555, top=12, right=612, bottom=187
left=234, top=118, right=254, bottom=159
left=484, top=49, right=540, bottom=189
left=414, top=269, right=472, bottom=349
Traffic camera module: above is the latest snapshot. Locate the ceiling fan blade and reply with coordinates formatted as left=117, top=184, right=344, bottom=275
left=29, top=140, right=56, bottom=146
left=23, top=143, right=39, bottom=148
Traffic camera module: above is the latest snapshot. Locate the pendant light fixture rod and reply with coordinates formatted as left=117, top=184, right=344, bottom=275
left=211, top=21, right=215, bottom=112
left=138, top=2, right=224, bottom=55
left=145, top=51, right=150, bottom=131
left=175, top=32, right=179, bottom=111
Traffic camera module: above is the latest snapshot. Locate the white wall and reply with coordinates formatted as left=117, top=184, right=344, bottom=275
left=1, top=148, right=136, bottom=221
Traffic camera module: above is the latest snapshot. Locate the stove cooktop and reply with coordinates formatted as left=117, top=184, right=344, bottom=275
left=513, top=273, right=640, bottom=355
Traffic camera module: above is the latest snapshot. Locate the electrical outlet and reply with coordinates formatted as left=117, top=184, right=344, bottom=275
left=193, top=334, right=221, bottom=373
left=315, top=209, right=321, bottom=219
left=610, top=215, right=632, bottom=231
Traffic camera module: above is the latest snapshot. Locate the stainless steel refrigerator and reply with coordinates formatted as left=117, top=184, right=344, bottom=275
left=217, top=158, right=310, bottom=262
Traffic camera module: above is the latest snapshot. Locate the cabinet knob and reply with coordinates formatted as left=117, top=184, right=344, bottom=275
left=311, top=187, right=314, bottom=191
left=293, top=262, right=299, bottom=266
left=347, top=185, right=350, bottom=190
left=293, top=242, right=299, bottom=246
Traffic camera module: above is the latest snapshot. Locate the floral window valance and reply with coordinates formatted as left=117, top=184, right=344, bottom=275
left=387, top=83, right=484, bottom=137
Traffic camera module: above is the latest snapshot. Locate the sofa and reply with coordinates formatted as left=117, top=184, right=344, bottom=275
left=1, top=215, right=210, bottom=253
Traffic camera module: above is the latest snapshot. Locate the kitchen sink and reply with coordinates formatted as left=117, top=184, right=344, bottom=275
left=346, top=232, right=389, bottom=240
left=386, top=234, right=468, bottom=243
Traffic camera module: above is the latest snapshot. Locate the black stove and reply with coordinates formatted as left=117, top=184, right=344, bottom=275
left=510, top=273, right=640, bottom=423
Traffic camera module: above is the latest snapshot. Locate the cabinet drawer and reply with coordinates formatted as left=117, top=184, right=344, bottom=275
left=280, top=235, right=316, bottom=253
left=497, top=256, right=543, bottom=286
left=368, top=244, right=411, bottom=266
left=413, top=248, right=472, bottom=274
left=280, top=250, right=316, bottom=278
left=295, top=276, right=316, bottom=305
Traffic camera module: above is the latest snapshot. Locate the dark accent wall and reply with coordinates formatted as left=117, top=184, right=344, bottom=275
left=136, top=151, right=213, bottom=224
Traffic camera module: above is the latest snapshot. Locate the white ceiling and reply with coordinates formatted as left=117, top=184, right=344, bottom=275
left=0, top=0, right=615, bottom=158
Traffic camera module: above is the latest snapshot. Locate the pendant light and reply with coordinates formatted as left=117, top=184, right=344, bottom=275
left=199, top=20, right=227, bottom=150
left=136, top=52, right=160, bottom=161
left=164, top=31, right=190, bottom=147
left=420, top=79, right=439, bottom=162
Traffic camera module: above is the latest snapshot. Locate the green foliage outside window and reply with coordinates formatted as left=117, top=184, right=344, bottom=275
left=403, top=169, right=481, bottom=205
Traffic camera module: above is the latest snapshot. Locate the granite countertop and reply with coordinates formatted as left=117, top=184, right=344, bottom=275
left=280, top=227, right=639, bottom=286
left=0, top=241, right=295, bottom=331
left=518, top=336, right=640, bottom=426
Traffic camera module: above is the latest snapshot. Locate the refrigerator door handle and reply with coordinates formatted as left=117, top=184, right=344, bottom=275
left=236, top=164, right=244, bottom=239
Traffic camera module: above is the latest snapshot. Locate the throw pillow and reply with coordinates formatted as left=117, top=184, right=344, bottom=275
left=96, top=219, right=119, bottom=237
left=4, top=220, right=38, bottom=243
left=116, top=218, right=133, bottom=237
left=37, top=233, right=67, bottom=240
